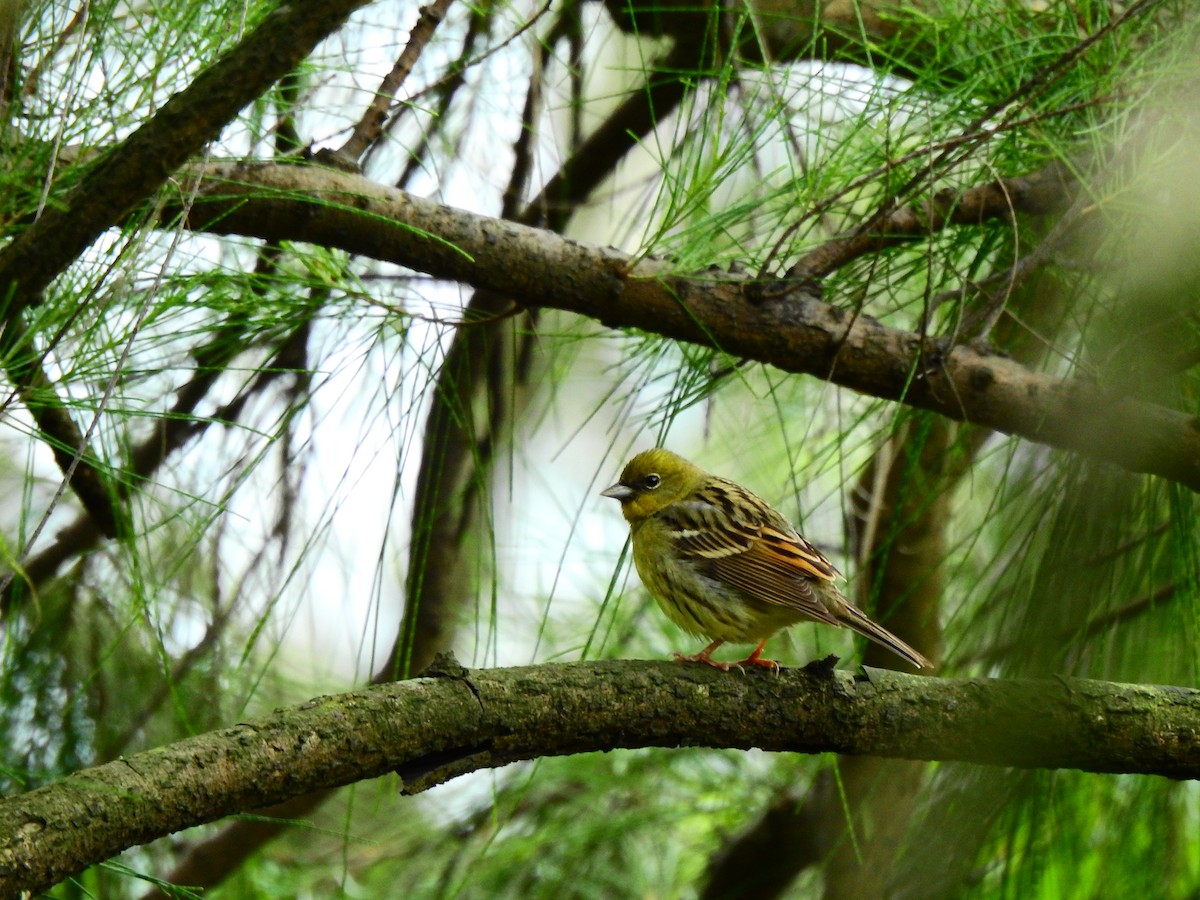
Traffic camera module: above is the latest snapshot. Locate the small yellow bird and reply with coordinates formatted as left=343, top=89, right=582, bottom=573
left=602, top=448, right=933, bottom=671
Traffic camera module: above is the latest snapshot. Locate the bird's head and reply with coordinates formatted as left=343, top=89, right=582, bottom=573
left=601, top=448, right=706, bottom=523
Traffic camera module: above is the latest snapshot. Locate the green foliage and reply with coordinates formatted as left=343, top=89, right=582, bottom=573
left=4, top=0, right=1200, bottom=897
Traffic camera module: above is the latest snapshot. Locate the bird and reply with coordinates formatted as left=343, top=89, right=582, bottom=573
left=601, top=448, right=933, bottom=672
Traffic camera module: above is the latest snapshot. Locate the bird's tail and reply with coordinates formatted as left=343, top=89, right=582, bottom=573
left=838, top=603, right=934, bottom=670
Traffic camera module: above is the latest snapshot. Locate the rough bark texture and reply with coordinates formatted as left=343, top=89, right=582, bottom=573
left=166, top=161, right=1200, bottom=492
left=3, top=659, right=1200, bottom=896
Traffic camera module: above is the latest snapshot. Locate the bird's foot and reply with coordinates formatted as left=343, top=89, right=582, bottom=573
left=673, top=649, right=734, bottom=671
left=732, top=640, right=780, bottom=674
left=733, top=652, right=780, bottom=674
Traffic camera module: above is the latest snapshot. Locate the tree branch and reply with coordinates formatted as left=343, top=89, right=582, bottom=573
left=785, top=162, right=1075, bottom=283
left=330, top=0, right=458, bottom=168
left=0, top=0, right=371, bottom=326
left=3, top=658, right=1199, bottom=896
left=172, top=161, right=1200, bottom=491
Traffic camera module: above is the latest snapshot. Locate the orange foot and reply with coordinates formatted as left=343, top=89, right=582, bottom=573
left=734, top=640, right=780, bottom=674
left=673, top=639, right=733, bottom=671
left=673, top=639, right=780, bottom=673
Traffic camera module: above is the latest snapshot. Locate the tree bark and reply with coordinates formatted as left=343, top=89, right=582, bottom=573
left=160, top=160, right=1200, bottom=492
left=4, top=658, right=1200, bottom=896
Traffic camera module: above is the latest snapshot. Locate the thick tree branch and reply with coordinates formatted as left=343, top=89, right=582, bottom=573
left=2, top=659, right=1199, bottom=896
left=170, top=162, right=1200, bottom=491
left=0, top=0, right=370, bottom=325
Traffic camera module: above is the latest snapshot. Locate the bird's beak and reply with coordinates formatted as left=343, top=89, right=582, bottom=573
left=601, top=483, right=634, bottom=501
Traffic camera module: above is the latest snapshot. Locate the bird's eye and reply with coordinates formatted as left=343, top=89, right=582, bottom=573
left=643, top=473, right=661, bottom=489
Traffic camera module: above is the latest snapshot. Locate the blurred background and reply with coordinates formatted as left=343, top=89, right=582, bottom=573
left=2, top=0, right=1199, bottom=896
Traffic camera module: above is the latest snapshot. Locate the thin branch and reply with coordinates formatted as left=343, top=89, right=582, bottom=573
left=1, top=316, right=119, bottom=538
left=785, top=162, right=1076, bottom=290
left=775, top=0, right=1165, bottom=286
left=395, top=4, right=492, bottom=188
left=331, top=0, right=458, bottom=168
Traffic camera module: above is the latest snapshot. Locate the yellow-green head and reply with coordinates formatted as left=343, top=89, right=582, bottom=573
left=600, top=448, right=706, bottom=523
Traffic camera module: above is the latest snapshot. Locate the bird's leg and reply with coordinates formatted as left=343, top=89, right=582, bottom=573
left=673, top=639, right=731, bottom=671
left=733, top=639, right=780, bottom=673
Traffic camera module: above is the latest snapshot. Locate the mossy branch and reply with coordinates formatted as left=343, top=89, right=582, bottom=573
left=2, top=658, right=1198, bottom=895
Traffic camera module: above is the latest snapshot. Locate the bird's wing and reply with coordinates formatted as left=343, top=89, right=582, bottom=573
left=661, top=478, right=844, bottom=625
